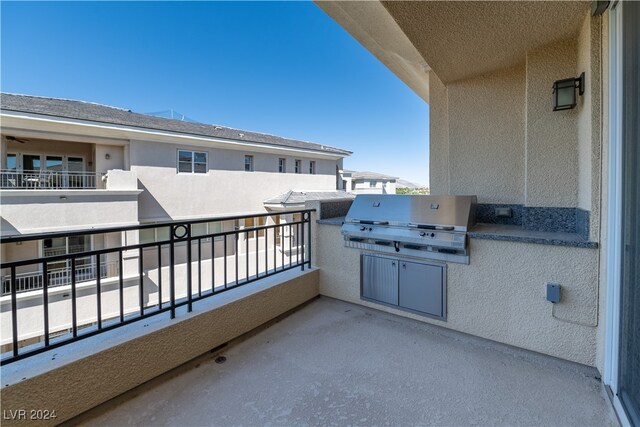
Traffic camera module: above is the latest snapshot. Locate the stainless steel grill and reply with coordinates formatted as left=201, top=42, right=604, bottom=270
left=341, top=195, right=477, bottom=264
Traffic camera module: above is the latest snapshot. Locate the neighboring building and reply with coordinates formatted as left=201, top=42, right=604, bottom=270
left=0, top=93, right=351, bottom=348
left=0, top=93, right=351, bottom=233
left=340, top=170, right=398, bottom=194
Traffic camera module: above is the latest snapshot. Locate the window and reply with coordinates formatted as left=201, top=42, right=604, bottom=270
left=139, top=227, right=170, bottom=244
left=369, top=180, right=377, bottom=188
left=309, top=161, right=316, bottom=174
left=295, top=159, right=301, bottom=174
left=178, top=150, right=207, bottom=174
left=244, top=155, right=254, bottom=172
left=243, top=217, right=266, bottom=238
left=279, top=158, right=286, bottom=173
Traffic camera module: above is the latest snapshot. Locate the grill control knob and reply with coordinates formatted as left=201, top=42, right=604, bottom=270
left=431, top=233, right=435, bottom=238
left=360, top=226, right=366, bottom=231
left=419, top=232, right=426, bottom=237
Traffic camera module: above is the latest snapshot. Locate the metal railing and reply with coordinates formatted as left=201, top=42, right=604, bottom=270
left=1, top=260, right=120, bottom=296
left=0, top=169, right=105, bottom=189
left=0, top=210, right=313, bottom=365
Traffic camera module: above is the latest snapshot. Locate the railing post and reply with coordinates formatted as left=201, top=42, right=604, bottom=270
left=43, top=263, right=50, bottom=346
left=301, top=213, right=305, bottom=271
left=186, top=224, right=193, bottom=312
left=170, top=227, right=176, bottom=319
left=10, top=266, right=18, bottom=357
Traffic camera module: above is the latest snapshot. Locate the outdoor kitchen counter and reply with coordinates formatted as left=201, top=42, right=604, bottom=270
left=316, top=216, right=346, bottom=225
left=469, top=223, right=598, bottom=248
left=317, top=218, right=598, bottom=249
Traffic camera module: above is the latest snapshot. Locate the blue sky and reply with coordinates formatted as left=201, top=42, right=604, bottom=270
left=1, top=1, right=429, bottom=185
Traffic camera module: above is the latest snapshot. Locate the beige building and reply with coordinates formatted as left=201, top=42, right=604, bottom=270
left=340, top=169, right=398, bottom=194
left=0, top=94, right=351, bottom=350
left=1, top=2, right=638, bottom=426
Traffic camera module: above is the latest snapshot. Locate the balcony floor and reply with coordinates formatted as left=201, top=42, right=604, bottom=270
left=73, top=297, right=616, bottom=426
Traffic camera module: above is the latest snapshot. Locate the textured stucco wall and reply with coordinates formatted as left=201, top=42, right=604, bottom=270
left=0, top=269, right=319, bottom=426
left=316, top=224, right=599, bottom=366
left=130, top=140, right=339, bottom=221
left=525, top=38, right=579, bottom=207
left=448, top=66, right=526, bottom=203
left=0, top=192, right=140, bottom=235
left=428, top=72, right=449, bottom=195
left=427, top=12, right=601, bottom=212
left=576, top=15, right=603, bottom=241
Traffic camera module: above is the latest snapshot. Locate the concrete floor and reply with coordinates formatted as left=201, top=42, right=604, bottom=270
left=71, top=297, right=617, bottom=426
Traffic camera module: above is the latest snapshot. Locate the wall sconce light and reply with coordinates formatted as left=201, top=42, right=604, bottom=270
left=552, top=72, right=585, bottom=111
left=105, top=153, right=111, bottom=160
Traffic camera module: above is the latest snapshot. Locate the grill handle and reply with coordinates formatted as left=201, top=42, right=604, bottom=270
left=408, top=223, right=455, bottom=231
left=352, top=220, right=389, bottom=225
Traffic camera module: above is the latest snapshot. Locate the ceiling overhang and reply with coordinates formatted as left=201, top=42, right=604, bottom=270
left=316, top=1, right=590, bottom=97
left=315, top=0, right=431, bottom=103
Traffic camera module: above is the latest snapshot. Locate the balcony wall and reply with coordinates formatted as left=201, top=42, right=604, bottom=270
left=0, top=268, right=319, bottom=427
left=0, top=170, right=141, bottom=235
left=313, top=220, right=600, bottom=367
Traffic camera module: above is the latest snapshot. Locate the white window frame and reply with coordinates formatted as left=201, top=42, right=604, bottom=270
left=309, top=161, right=316, bottom=175
left=177, top=149, right=208, bottom=174
left=244, top=155, right=254, bottom=172
left=369, top=180, right=377, bottom=188
left=279, top=158, right=286, bottom=173
left=294, top=159, right=301, bottom=174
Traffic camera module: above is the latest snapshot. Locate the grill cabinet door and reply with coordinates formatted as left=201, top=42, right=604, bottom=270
left=399, top=261, right=444, bottom=318
left=362, top=255, right=399, bottom=305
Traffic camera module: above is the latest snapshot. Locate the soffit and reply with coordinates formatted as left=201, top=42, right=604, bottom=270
left=381, top=0, right=590, bottom=84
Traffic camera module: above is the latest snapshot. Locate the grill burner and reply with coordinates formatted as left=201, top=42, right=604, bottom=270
left=341, top=195, right=477, bottom=264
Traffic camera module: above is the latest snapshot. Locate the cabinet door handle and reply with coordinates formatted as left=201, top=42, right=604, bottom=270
left=391, top=262, right=396, bottom=266
left=402, top=263, right=406, bottom=268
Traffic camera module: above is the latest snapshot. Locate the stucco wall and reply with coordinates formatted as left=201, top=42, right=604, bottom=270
left=428, top=72, right=449, bottom=195
left=130, top=140, right=338, bottom=221
left=0, top=269, right=319, bottom=426
left=0, top=192, right=140, bottom=235
left=448, top=66, right=526, bottom=203
left=315, top=223, right=599, bottom=366
left=525, top=38, right=579, bottom=207
left=428, top=12, right=600, bottom=214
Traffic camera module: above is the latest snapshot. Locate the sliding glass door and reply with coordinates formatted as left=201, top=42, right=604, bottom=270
left=618, top=0, right=639, bottom=424
left=607, top=1, right=639, bottom=425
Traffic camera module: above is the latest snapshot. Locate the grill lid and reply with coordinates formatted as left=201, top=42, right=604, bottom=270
left=344, top=195, right=477, bottom=232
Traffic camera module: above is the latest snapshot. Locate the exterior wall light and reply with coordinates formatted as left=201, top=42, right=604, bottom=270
left=105, top=153, right=111, bottom=160
left=552, top=72, right=585, bottom=111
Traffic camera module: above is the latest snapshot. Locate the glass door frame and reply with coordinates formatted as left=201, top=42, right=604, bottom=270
left=604, top=1, right=636, bottom=425
left=6, top=152, right=86, bottom=188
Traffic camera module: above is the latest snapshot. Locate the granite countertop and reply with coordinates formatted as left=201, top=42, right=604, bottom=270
left=316, top=216, right=345, bottom=225
left=316, top=217, right=598, bottom=248
left=469, top=223, right=598, bottom=249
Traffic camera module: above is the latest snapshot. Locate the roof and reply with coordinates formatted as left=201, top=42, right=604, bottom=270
left=350, top=171, right=398, bottom=181
left=0, top=93, right=352, bottom=157
left=264, top=190, right=355, bottom=206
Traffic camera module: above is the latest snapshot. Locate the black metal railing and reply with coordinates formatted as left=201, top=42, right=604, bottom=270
left=0, top=209, right=313, bottom=365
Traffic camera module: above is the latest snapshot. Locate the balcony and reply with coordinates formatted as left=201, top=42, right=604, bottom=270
left=0, top=207, right=617, bottom=425
left=0, top=169, right=105, bottom=190
left=73, top=297, right=616, bottom=426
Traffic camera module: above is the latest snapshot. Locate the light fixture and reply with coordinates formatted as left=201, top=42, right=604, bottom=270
left=552, top=72, right=585, bottom=111
left=105, top=153, right=111, bottom=160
